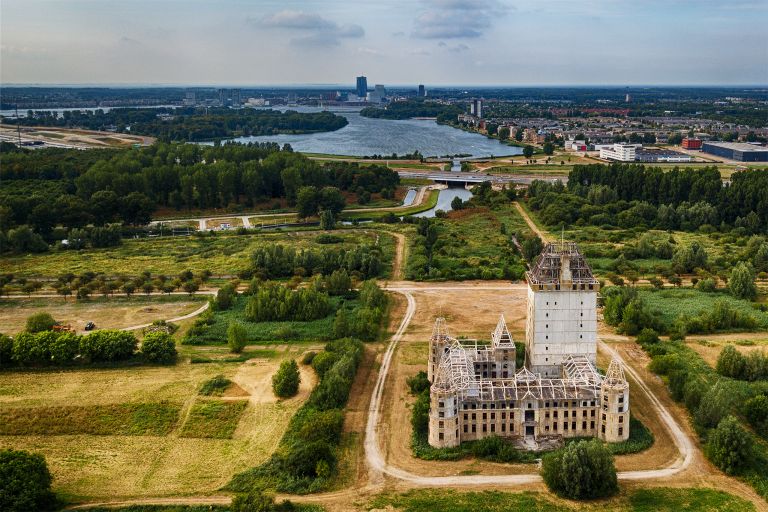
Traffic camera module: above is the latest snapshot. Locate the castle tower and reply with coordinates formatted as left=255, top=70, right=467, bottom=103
left=428, top=317, right=452, bottom=383
left=491, top=314, right=516, bottom=377
left=525, top=241, right=600, bottom=377
left=598, top=358, right=630, bottom=442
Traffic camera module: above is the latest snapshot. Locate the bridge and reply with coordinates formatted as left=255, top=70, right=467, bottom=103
left=395, top=170, right=566, bottom=186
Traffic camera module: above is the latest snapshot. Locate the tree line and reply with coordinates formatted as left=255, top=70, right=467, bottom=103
left=247, top=243, right=385, bottom=281
left=534, top=164, right=768, bottom=232
left=4, top=107, right=348, bottom=141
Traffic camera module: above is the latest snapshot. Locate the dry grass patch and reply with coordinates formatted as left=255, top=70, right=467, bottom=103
left=0, top=402, right=181, bottom=436
left=179, top=399, right=248, bottom=439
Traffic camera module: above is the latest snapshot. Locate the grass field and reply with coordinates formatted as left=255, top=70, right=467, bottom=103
left=638, top=288, right=768, bottom=329
left=0, top=403, right=181, bottom=436
left=368, top=488, right=755, bottom=512
left=179, top=400, right=248, bottom=439
left=0, top=230, right=391, bottom=279
left=0, top=345, right=314, bottom=500
left=0, top=295, right=206, bottom=335
left=405, top=204, right=533, bottom=280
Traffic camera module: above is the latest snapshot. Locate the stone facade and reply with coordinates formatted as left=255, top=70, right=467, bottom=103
left=427, top=241, right=629, bottom=449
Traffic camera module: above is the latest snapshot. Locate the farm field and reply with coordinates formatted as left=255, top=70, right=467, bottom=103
left=0, top=295, right=206, bottom=334
left=0, top=229, right=394, bottom=279
left=0, top=344, right=317, bottom=500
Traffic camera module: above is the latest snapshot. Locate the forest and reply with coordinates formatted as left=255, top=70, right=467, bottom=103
left=3, top=107, right=349, bottom=141
left=529, top=164, right=768, bottom=233
left=0, top=142, right=399, bottom=251
left=360, top=99, right=463, bottom=123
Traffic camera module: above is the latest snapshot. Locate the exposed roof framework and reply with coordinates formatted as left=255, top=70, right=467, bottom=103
left=526, top=241, right=598, bottom=286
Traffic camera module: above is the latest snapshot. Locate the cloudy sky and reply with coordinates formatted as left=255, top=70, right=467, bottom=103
left=1, top=0, right=766, bottom=85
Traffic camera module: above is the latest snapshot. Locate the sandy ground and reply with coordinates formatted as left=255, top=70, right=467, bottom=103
left=0, top=297, right=206, bottom=335
left=0, top=124, right=153, bottom=148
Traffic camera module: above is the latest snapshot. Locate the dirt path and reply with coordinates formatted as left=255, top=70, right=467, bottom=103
left=514, top=202, right=552, bottom=242
left=389, top=232, right=406, bottom=281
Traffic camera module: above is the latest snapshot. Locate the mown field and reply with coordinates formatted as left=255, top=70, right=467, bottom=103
left=0, top=343, right=315, bottom=500
left=0, top=230, right=394, bottom=278
left=368, top=488, right=756, bottom=512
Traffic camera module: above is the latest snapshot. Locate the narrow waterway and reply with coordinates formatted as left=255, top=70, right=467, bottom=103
left=414, top=187, right=473, bottom=218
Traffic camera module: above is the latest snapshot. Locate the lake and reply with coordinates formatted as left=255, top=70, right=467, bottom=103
left=225, top=107, right=522, bottom=159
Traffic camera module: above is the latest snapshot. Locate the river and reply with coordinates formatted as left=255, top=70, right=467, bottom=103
left=415, top=186, right=474, bottom=218
left=224, top=106, right=522, bottom=159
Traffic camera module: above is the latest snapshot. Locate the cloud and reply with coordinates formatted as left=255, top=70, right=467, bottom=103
left=412, top=0, right=508, bottom=39
left=253, top=10, right=364, bottom=46
left=447, top=43, right=470, bottom=52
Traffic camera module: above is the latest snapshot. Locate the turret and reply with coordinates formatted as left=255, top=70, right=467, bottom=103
left=428, top=317, right=451, bottom=383
left=598, top=358, right=630, bottom=442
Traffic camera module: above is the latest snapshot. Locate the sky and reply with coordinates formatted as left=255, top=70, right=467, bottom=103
left=1, top=0, right=767, bottom=86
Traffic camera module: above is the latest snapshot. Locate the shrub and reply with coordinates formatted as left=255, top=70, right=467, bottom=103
left=199, top=375, right=232, bottom=396
left=471, top=435, right=522, bottom=463
left=407, top=371, right=430, bottom=395
left=214, top=282, right=237, bottom=311
left=141, top=332, right=177, bottom=363
left=705, top=415, right=753, bottom=475
left=729, top=262, right=757, bottom=300
left=636, top=328, right=660, bottom=345
left=25, top=312, right=56, bottom=333
left=273, top=360, right=301, bottom=398
left=716, top=345, right=745, bottom=379
left=79, top=330, right=137, bottom=362
left=0, top=449, right=56, bottom=512
left=311, top=351, right=338, bottom=379
left=227, top=321, right=247, bottom=353
left=0, top=334, right=12, bottom=366
left=301, top=351, right=317, bottom=365
left=541, top=439, right=618, bottom=499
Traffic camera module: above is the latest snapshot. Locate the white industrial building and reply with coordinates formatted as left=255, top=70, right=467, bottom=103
left=600, top=143, right=639, bottom=162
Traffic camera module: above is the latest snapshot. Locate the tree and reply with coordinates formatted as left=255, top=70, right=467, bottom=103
left=320, top=210, right=336, bottom=230
left=543, top=142, right=554, bottom=155
left=227, top=321, right=247, bottom=353
left=521, top=236, right=544, bottom=262
left=7, top=226, right=48, bottom=253
left=272, top=359, right=301, bottom=398
left=649, top=276, right=664, bottom=289
left=716, top=345, right=745, bottom=379
left=636, top=328, right=659, bottom=344
left=523, top=145, right=534, bottom=159
left=541, top=439, right=618, bottom=499
left=325, top=269, right=351, bottom=296
left=141, top=332, right=177, bottom=363
left=705, top=415, right=752, bottom=475
left=729, top=262, right=757, bottom=300
left=296, top=186, right=320, bottom=218
left=0, top=449, right=56, bottom=512
left=744, top=395, right=768, bottom=436
left=497, top=126, right=510, bottom=140
left=182, top=280, right=200, bottom=296
left=450, top=196, right=464, bottom=211
left=25, top=312, right=56, bottom=333
left=121, top=192, right=154, bottom=225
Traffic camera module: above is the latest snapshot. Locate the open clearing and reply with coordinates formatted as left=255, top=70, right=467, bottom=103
left=685, top=335, right=768, bottom=368
left=0, top=124, right=153, bottom=148
left=0, top=345, right=316, bottom=500
left=0, top=296, right=206, bottom=335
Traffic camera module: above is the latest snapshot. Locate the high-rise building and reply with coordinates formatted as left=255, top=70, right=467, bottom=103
left=470, top=98, right=483, bottom=119
left=356, top=76, right=368, bottom=98
left=368, top=84, right=387, bottom=103
left=418, top=84, right=426, bottom=97
left=183, top=91, right=196, bottom=106
left=217, top=88, right=242, bottom=107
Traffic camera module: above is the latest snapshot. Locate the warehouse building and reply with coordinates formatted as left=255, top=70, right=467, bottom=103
left=702, top=142, right=768, bottom=162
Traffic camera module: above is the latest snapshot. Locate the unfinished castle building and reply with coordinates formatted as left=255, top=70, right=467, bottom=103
left=427, top=241, right=630, bottom=449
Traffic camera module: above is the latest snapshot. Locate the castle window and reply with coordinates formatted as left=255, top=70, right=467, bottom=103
left=619, top=396, right=624, bottom=403
left=580, top=313, right=583, bottom=317
left=572, top=422, right=576, bottom=430
left=511, top=424, right=514, bottom=432
left=589, top=284, right=593, bottom=290
left=439, top=433, right=444, bottom=440
left=472, top=413, right=476, bottom=420
left=439, top=421, right=444, bottom=428
left=501, top=412, right=506, bottom=420
left=491, top=424, right=496, bottom=433
left=439, top=401, right=444, bottom=408
left=472, top=425, right=476, bottom=432
left=464, top=414, right=468, bottom=420
left=464, top=425, right=468, bottom=433
left=591, top=421, right=595, bottom=429
left=564, top=422, right=568, bottom=430
left=553, top=423, right=557, bottom=431
left=602, top=425, right=605, bottom=434
left=545, top=358, right=548, bottom=362
left=619, top=416, right=624, bottom=423
left=581, top=301, right=584, bottom=305
left=545, top=425, right=550, bottom=432
left=583, top=410, right=587, bottom=417
left=618, top=406, right=623, bottom=413
left=546, top=324, right=549, bottom=328
left=439, top=412, right=444, bottom=418
left=545, top=412, right=550, bottom=418
left=545, top=346, right=548, bottom=351
left=482, top=424, right=487, bottom=432
left=591, top=410, right=595, bottom=417
left=510, top=412, right=514, bottom=420
left=502, top=424, right=506, bottom=432
left=546, top=313, right=549, bottom=317
left=545, top=402, right=550, bottom=407
left=618, top=427, right=623, bottom=436
left=490, top=413, right=495, bottom=420
left=491, top=403, right=496, bottom=410
left=564, top=410, right=568, bottom=418
left=602, top=414, right=606, bottom=421
left=572, top=401, right=577, bottom=407
left=580, top=335, right=583, bottom=339
left=482, top=413, right=487, bottom=420
left=582, top=421, right=587, bottom=430
left=545, top=336, right=549, bottom=340
left=553, top=411, right=558, bottom=418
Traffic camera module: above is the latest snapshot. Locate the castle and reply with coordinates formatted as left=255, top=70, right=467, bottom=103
left=427, top=241, right=630, bottom=449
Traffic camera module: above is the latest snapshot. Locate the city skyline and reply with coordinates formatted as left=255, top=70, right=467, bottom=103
left=1, top=0, right=767, bottom=86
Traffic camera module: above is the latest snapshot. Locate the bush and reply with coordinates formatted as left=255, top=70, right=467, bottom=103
left=227, top=321, right=247, bottom=353
left=0, top=334, right=12, bottom=366
left=729, top=262, right=757, bottom=300
left=705, top=415, right=753, bottom=475
left=407, top=371, right=430, bottom=395
left=273, top=360, right=301, bottom=398
left=636, top=328, right=660, bottom=345
left=716, top=345, right=745, bottom=379
left=541, top=439, right=618, bottom=499
left=141, top=332, right=177, bottom=363
left=214, top=282, right=237, bottom=311
left=79, top=330, right=137, bottom=362
left=301, top=351, right=317, bottom=365
left=25, top=312, right=56, bottom=333
left=0, top=449, right=56, bottom=512
left=199, top=375, right=232, bottom=396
